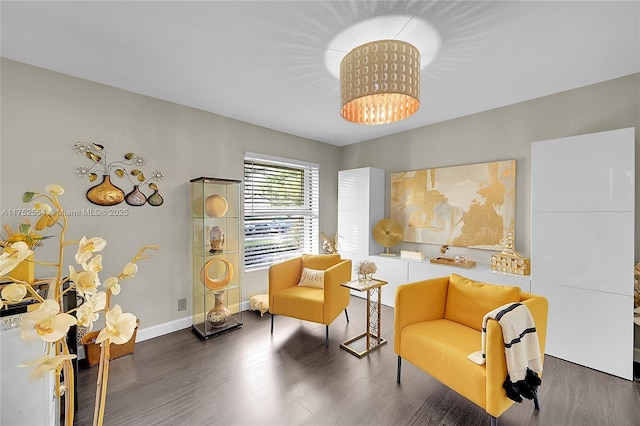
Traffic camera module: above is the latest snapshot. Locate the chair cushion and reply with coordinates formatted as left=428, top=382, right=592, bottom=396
left=400, top=319, right=487, bottom=408
left=298, top=267, right=325, bottom=288
left=272, top=286, right=324, bottom=323
left=444, top=273, right=521, bottom=331
left=301, top=254, right=341, bottom=270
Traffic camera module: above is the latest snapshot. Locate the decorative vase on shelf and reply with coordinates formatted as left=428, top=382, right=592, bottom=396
left=86, top=175, right=125, bottom=206
left=209, top=226, right=225, bottom=253
left=124, top=185, right=147, bottom=206
left=207, top=291, right=231, bottom=328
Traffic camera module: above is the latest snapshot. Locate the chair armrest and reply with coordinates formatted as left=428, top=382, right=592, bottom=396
left=485, top=318, right=510, bottom=417
left=394, top=276, right=449, bottom=355
left=269, top=257, right=302, bottom=309
left=323, top=259, right=352, bottom=321
left=485, top=294, right=548, bottom=417
left=521, top=294, right=549, bottom=357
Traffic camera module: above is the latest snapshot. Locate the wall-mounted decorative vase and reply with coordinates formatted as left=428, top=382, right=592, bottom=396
left=124, top=185, right=147, bottom=206
left=147, top=189, right=164, bottom=207
left=86, top=175, right=125, bottom=206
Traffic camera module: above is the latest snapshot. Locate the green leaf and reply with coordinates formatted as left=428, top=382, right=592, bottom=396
left=115, top=169, right=125, bottom=178
left=92, top=143, right=104, bottom=151
left=138, top=173, right=145, bottom=182
left=19, top=222, right=32, bottom=234
left=22, top=192, right=35, bottom=202
left=148, top=183, right=158, bottom=190
left=89, top=173, right=98, bottom=182
left=124, top=153, right=134, bottom=160
left=130, top=169, right=141, bottom=176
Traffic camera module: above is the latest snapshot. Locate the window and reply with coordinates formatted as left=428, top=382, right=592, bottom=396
left=244, top=152, right=319, bottom=271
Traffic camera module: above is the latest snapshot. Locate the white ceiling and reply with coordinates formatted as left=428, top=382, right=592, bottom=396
left=1, top=1, right=639, bottom=146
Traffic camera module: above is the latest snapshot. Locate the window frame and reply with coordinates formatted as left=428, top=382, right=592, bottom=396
left=243, top=152, right=319, bottom=271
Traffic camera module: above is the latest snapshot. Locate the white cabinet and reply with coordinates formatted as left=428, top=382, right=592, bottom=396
left=337, top=167, right=385, bottom=283
left=531, top=127, right=635, bottom=380
left=0, top=318, right=56, bottom=425
left=371, top=255, right=531, bottom=308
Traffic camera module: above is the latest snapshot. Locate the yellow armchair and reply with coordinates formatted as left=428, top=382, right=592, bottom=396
left=394, top=274, right=548, bottom=425
left=269, top=254, right=352, bottom=347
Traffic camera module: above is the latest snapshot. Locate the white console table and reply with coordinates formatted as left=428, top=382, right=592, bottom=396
left=365, top=255, right=531, bottom=308
left=0, top=314, right=56, bottom=426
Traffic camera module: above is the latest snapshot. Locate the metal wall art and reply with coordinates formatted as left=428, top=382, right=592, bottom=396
left=74, top=142, right=165, bottom=207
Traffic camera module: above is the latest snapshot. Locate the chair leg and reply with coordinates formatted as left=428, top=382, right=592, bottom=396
left=270, top=314, right=274, bottom=334
left=532, top=389, right=540, bottom=411
left=325, top=325, right=329, bottom=348
left=344, top=309, right=349, bottom=323
left=490, top=416, right=498, bottom=426
left=397, top=356, right=402, bottom=383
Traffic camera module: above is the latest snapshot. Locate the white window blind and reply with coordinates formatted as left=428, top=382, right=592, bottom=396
left=244, top=152, right=319, bottom=271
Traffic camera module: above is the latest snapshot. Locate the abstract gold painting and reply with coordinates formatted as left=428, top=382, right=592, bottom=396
left=390, top=160, right=515, bottom=250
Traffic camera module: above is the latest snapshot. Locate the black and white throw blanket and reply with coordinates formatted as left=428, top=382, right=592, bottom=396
left=468, top=302, right=543, bottom=403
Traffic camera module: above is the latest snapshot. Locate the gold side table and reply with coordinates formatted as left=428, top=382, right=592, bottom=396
left=340, top=278, right=388, bottom=358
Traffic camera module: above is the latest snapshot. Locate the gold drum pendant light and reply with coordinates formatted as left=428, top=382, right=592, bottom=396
left=340, top=39, right=420, bottom=125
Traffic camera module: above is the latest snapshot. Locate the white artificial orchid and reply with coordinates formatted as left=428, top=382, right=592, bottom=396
left=68, top=265, right=100, bottom=297
left=45, top=184, right=64, bottom=196
left=96, top=304, right=137, bottom=345
left=103, top=277, right=121, bottom=295
left=33, top=202, right=53, bottom=215
left=76, top=292, right=106, bottom=332
left=86, top=255, right=103, bottom=273
left=75, top=236, right=106, bottom=267
left=121, top=262, right=138, bottom=279
left=20, top=354, right=77, bottom=382
left=21, top=299, right=77, bottom=342
left=0, top=241, right=34, bottom=275
left=1, top=282, right=28, bottom=302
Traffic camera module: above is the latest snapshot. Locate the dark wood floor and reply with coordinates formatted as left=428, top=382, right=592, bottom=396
left=76, top=296, right=640, bottom=425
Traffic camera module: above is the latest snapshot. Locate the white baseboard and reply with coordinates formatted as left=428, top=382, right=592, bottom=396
left=135, top=316, right=192, bottom=343
left=81, top=305, right=254, bottom=356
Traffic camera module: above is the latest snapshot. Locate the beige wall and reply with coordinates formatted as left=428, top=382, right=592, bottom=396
left=0, top=58, right=341, bottom=333
left=2, top=57, right=638, bottom=336
left=340, top=73, right=640, bottom=261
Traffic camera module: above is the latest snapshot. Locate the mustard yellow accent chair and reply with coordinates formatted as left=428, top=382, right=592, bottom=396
left=269, top=254, right=352, bottom=347
left=394, top=274, right=548, bottom=426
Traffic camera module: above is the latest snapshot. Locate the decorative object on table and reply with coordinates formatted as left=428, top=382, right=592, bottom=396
left=208, top=226, right=225, bottom=253
left=207, top=291, right=231, bottom=328
left=0, top=220, right=50, bottom=284
left=319, top=232, right=340, bottom=254
left=372, top=218, right=403, bottom=256
left=200, top=257, right=233, bottom=290
left=0, top=183, right=158, bottom=426
left=430, top=256, right=477, bottom=268
left=490, top=232, right=530, bottom=275
left=400, top=250, right=426, bottom=261
left=204, top=194, right=228, bottom=217
left=391, top=160, right=516, bottom=250
left=74, top=142, right=165, bottom=207
left=355, top=260, right=377, bottom=282
left=190, top=177, right=242, bottom=340
left=430, top=244, right=476, bottom=268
